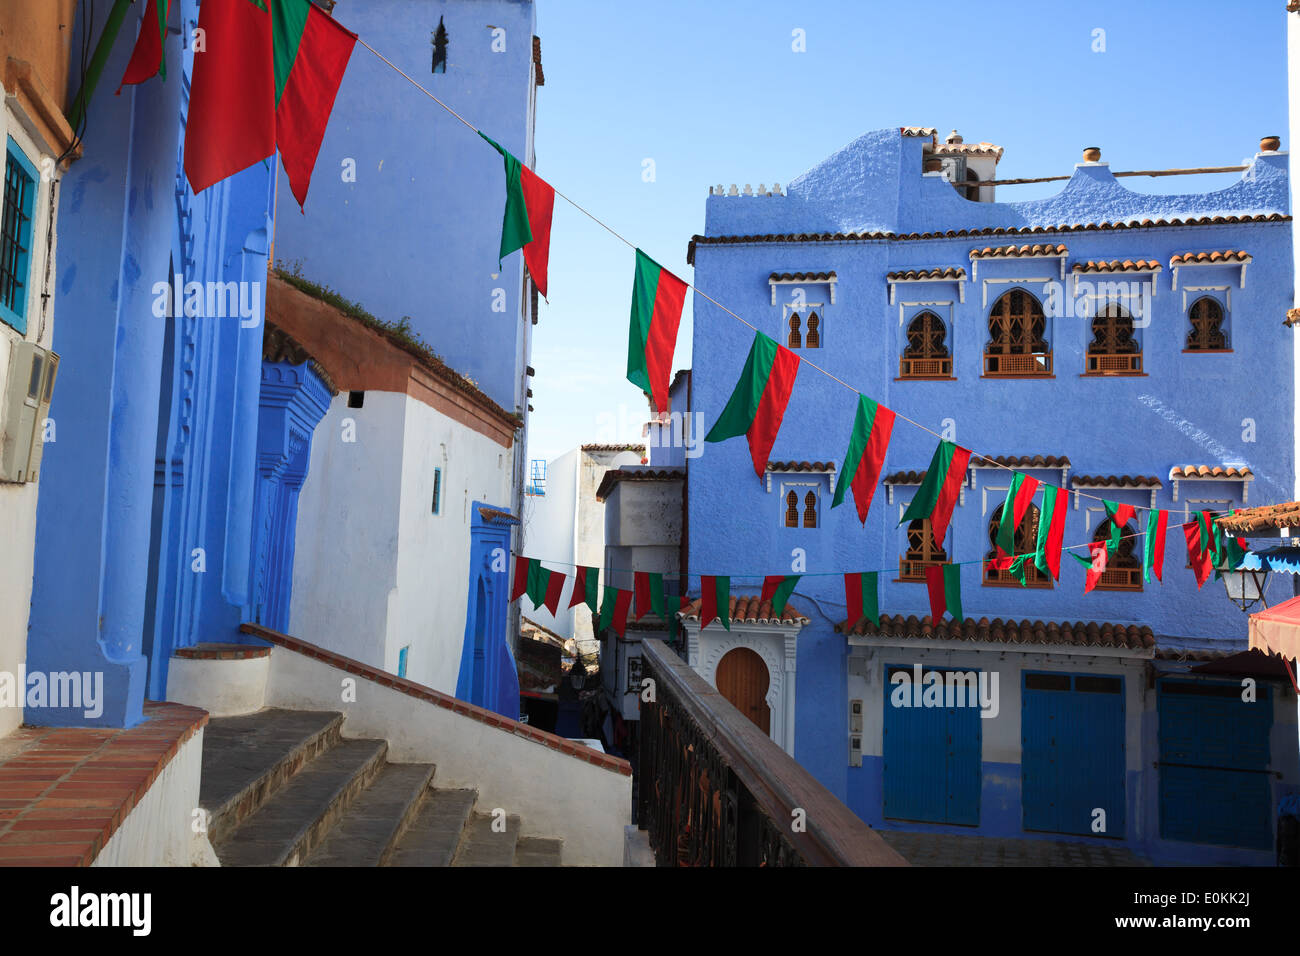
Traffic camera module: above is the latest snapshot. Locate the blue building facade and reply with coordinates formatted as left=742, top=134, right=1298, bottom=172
left=29, top=1, right=328, bottom=725
left=685, top=127, right=1298, bottom=863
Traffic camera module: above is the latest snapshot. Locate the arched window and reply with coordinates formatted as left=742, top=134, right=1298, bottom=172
left=901, top=310, right=952, bottom=378
left=1091, top=519, right=1142, bottom=591
left=1186, top=296, right=1227, bottom=351
left=1086, top=303, right=1142, bottom=374
left=984, top=503, right=1048, bottom=587
left=805, top=313, right=820, bottom=349
left=985, top=288, right=1051, bottom=377
left=803, top=491, right=817, bottom=528
left=788, top=313, right=802, bottom=349
left=785, top=490, right=799, bottom=528
left=901, top=518, right=947, bottom=581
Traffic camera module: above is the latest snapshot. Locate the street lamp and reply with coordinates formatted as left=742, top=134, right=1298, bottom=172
left=1221, top=564, right=1269, bottom=612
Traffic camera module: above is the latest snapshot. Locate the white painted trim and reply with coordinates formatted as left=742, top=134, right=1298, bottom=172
left=770, top=276, right=836, bottom=306
left=1171, top=260, right=1249, bottom=291
left=888, top=277, right=965, bottom=306
left=980, top=275, right=1055, bottom=310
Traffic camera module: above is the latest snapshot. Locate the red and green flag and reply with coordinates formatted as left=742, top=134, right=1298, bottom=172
left=183, top=0, right=356, bottom=206
left=627, top=250, right=687, bottom=415
left=700, top=575, right=731, bottom=631
left=760, top=575, right=800, bottom=618
left=1070, top=541, right=1109, bottom=593
left=273, top=0, right=358, bottom=209
left=568, top=565, right=600, bottom=616
left=1101, top=500, right=1136, bottom=556
left=1034, top=484, right=1069, bottom=580
left=118, top=0, right=173, bottom=91
left=510, top=556, right=564, bottom=614
left=479, top=132, right=555, bottom=299
left=704, top=331, right=800, bottom=480
left=1184, top=516, right=1215, bottom=588
left=598, top=586, right=633, bottom=638
left=1143, top=510, right=1168, bottom=583
left=994, top=473, right=1040, bottom=563
left=899, top=440, right=972, bottom=552
left=923, top=564, right=962, bottom=623
left=831, top=395, right=895, bottom=524
left=634, top=571, right=667, bottom=622
left=844, top=572, right=880, bottom=630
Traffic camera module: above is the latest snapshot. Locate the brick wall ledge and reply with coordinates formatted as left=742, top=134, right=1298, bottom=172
left=0, top=701, right=208, bottom=866
left=174, top=642, right=271, bottom=661
left=240, top=622, right=633, bottom=777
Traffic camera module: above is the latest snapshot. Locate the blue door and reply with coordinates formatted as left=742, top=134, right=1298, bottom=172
left=1022, top=672, right=1126, bottom=836
left=1158, top=678, right=1273, bottom=849
left=882, top=666, right=981, bottom=825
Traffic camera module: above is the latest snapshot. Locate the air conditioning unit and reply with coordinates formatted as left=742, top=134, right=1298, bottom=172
left=848, top=699, right=863, bottom=767
left=1, top=341, right=58, bottom=484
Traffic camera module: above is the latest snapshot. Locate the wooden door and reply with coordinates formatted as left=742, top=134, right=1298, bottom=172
left=716, top=648, right=770, bottom=734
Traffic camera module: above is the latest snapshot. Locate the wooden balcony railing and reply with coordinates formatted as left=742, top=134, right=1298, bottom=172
left=899, top=557, right=945, bottom=582
left=636, top=639, right=906, bottom=867
left=1086, top=352, right=1143, bottom=375
left=1095, top=565, right=1144, bottom=591
left=899, top=356, right=953, bottom=379
left=983, top=559, right=1052, bottom=588
left=983, top=351, right=1053, bottom=377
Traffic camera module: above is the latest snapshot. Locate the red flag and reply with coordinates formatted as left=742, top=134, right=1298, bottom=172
left=510, top=556, right=530, bottom=602
left=118, top=0, right=172, bottom=91
left=634, top=571, right=651, bottom=620
left=542, top=570, right=566, bottom=616
left=1084, top=541, right=1108, bottom=593
left=1183, top=521, right=1214, bottom=588
left=183, top=0, right=276, bottom=195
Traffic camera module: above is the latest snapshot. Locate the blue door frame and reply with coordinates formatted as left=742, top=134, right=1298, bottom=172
left=455, top=506, right=519, bottom=718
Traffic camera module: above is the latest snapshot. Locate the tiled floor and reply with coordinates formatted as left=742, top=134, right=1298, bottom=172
left=880, top=830, right=1151, bottom=867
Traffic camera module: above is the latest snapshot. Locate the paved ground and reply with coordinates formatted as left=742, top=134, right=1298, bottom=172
left=880, top=830, right=1152, bottom=866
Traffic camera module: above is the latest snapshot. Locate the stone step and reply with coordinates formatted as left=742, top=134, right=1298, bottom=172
left=213, top=737, right=388, bottom=867
left=451, top=811, right=521, bottom=867
left=386, top=788, right=477, bottom=867
left=301, top=762, right=437, bottom=867
left=200, top=708, right=344, bottom=845
left=513, top=836, right=563, bottom=867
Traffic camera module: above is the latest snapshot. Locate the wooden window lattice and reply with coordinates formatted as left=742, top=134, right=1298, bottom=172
left=1186, top=296, right=1227, bottom=351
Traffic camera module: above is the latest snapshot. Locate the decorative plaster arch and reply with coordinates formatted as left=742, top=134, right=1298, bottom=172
left=687, top=623, right=801, bottom=755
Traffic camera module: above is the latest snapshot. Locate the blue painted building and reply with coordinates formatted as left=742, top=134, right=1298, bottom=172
left=681, top=127, right=1299, bottom=863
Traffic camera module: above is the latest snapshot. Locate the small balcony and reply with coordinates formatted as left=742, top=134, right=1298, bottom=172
left=898, top=356, right=953, bottom=380
left=982, top=559, right=1052, bottom=589
left=1095, top=565, right=1144, bottom=591
left=898, top=557, right=946, bottom=582
left=1085, top=352, right=1143, bottom=375
left=983, top=351, right=1053, bottom=377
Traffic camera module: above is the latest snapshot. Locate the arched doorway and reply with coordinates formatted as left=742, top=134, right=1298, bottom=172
left=716, top=647, right=770, bottom=733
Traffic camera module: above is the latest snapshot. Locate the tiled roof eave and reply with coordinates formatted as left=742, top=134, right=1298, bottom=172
left=838, top=615, right=1155, bottom=653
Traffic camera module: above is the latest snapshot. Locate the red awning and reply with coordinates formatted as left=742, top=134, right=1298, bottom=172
left=1249, top=594, right=1300, bottom=660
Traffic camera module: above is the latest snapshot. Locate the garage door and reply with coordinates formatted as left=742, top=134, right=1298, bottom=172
left=1158, top=678, right=1273, bottom=850
left=1022, top=672, right=1126, bottom=837
left=882, top=666, right=981, bottom=825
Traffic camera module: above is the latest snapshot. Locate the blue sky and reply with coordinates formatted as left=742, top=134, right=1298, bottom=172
left=525, top=0, right=1288, bottom=463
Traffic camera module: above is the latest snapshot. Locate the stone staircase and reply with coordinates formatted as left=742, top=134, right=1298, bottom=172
left=199, top=708, right=563, bottom=867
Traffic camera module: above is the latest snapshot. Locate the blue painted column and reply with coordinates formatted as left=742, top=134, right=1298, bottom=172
left=457, top=507, right=519, bottom=717
left=26, top=10, right=183, bottom=727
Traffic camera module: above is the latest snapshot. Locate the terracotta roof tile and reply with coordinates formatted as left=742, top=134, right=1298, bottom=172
left=581, top=443, right=646, bottom=453
left=594, top=467, right=685, bottom=502
left=1169, top=250, right=1251, bottom=265
left=1071, top=259, right=1162, bottom=273
left=680, top=595, right=809, bottom=625
left=1170, top=465, right=1253, bottom=479
left=769, top=271, right=837, bottom=282
left=926, top=142, right=1004, bottom=160
left=1215, top=501, right=1300, bottom=533
left=884, top=470, right=929, bottom=484
left=970, top=454, right=1071, bottom=469
left=886, top=267, right=966, bottom=281
left=685, top=215, right=1289, bottom=266
left=970, top=243, right=1068, bottom=259
left=837, top=614, right=1155, bottom=651
left=900, top=127, right=937, bottom=138
left=1071, top=474, right=1162, bottom=488
left=767, top=460, right=835, bottom=473
left=532, top=35, right=544, bottom=86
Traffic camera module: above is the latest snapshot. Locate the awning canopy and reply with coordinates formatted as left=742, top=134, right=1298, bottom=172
left=1240, top=546, right=1300, bottom=574
left=1248, top=593, right=1300, bottom=660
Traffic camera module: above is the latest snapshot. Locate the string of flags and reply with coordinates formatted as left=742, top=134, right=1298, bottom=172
left=510, top=505, right=1250, bottom=636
